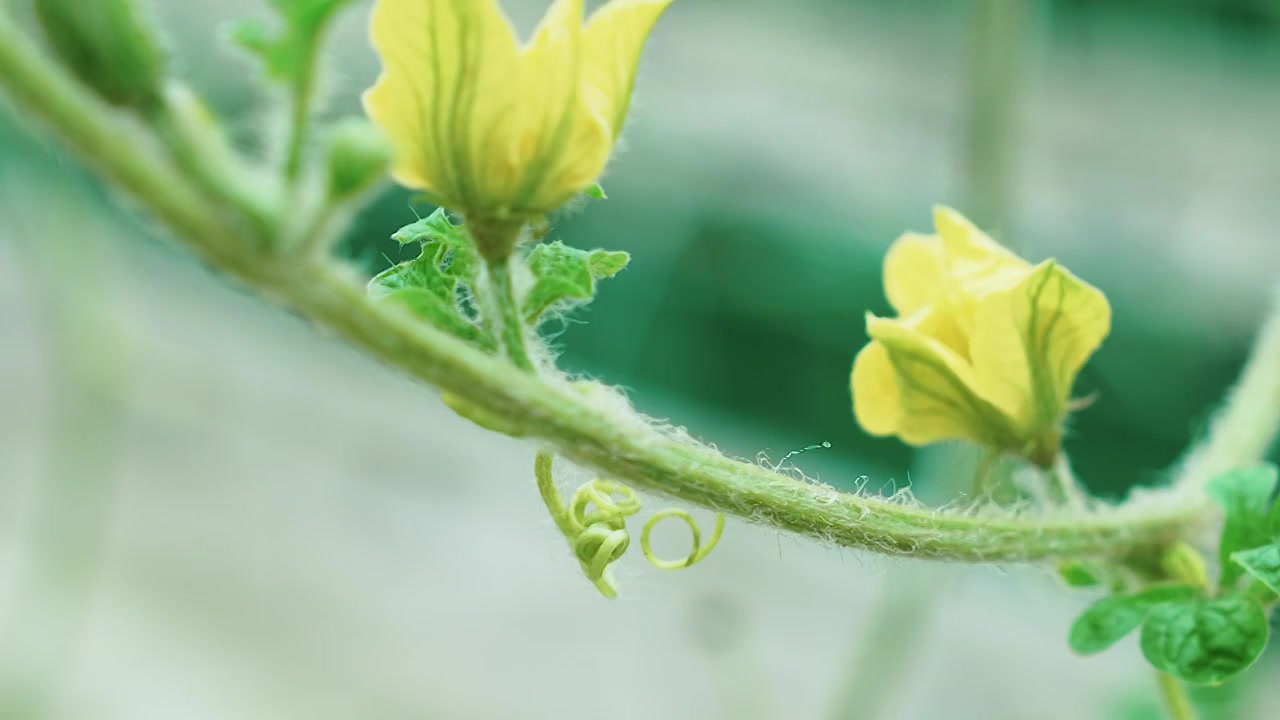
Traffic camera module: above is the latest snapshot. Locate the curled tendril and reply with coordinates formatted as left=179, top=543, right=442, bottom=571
left=535, top=452, right=724, bottom=598
left=640, top=509, right=725, bottom=571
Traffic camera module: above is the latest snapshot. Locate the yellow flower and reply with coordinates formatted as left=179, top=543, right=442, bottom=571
left=850, top=207, right=1111, bottom=466
left=363, top=0, right=672, bottom=221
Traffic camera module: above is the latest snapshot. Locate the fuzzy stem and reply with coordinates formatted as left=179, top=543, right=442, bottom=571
left=1048, top=454, right=1088, bottom=509
left=145, top=81, right=278, bottom=243
left=483, top=257, right=535, bottom=372
left=1155, top=673, right=1197, bottom=720
left=1177, top=288, right=1280, bottom=491
left=0, top=10, right=1218, bottom=564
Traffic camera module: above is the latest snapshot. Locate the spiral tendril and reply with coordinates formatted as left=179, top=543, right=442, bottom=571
left=641, top=509, right=725, bottom=570
left=535, top=452, right=724, bottom=598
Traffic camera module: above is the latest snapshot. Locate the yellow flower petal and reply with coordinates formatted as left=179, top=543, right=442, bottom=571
left=932, top=205, right=1028, bottom=298
left=881, top=228, right=970, bottom=359
left=510, top=0, right=613, bottom=210
left=860, top=314, right=1016, bottom=447
left=968, top=260, right=1112, bottom=430
left=851, top=340, right=901, bottom=438
left=883, top=232, right=944, bottom=316
left=364, top=0, right=521, bottom=204
left=583, top=0, right=675, bottom=139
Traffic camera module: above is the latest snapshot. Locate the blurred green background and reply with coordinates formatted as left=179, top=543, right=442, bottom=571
left=1, top=0, right=1278, bottom=718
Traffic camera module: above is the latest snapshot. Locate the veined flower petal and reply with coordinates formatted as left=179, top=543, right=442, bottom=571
left=364, top=0, right=521, bottom=205
left=969, top=260, right=1112, bottom=430
left=583, top=0, right=675, bottom=139
left=364, top=0, right=671, bottom=219
left=857, top=313, right=1016, bottom=447
left=503, top=0, right=612, bottom=210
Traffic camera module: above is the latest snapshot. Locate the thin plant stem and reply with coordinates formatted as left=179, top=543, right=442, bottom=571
left=283, top=56, right=316, bottom=184
left=483, top=257, right=534, bottom=372
left=1177, top=287, right=1280, bottom=492
left=961, top=0, right=1028, bottom=236
left=145, top=82, right=278, bottom=243
left=1049, top=454, right=1088, bottom=510
left=1156, top=673, right=1198, bottom=720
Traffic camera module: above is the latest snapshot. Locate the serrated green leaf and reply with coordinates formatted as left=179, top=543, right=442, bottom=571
left=1069, top=586, right=1198, bottom=655
left=1207, top=464, right=1279, bottom=586
left=369, top=210, right=487, bottom=347
left=369, top=254, right=452, bottom=302
left=1232, top=544, right=1280, bottom=596
left=588, top=250, right=630, bottom=279
left=376, top=288, right=487, bottom=345
left=1139, top=594, right=1268, bottom=686
left=229, top=0, right=355, bottom=84
left=391, top=209, right=478, bottom=281
left=522, top=242, right=630, bottom=325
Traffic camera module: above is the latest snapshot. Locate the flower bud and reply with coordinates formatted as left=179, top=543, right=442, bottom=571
left=324, top=119, right=392, bottom=201
left=34, top=0, right=166, bottom=109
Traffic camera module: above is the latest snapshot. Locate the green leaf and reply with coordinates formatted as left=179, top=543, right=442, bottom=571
left=522, top=242, right=630, bottom=325
left=375, top=288, right=487, bottom=345
left=588, top=250, right=630, bottom=279
left=1231, top=544, right=1280, bottom=596
left=1207, top=464, right=1278, bottom=586
left=391, top=209, right=479, bottom=278
left=368, top=210, right=488, bottom=348
left=1139, top=594, right=1268, bottom=686
left=229, top=0, right=356, bottom=85
left=369, top=254, right=452, bottom=303
left=1069, top=586, right=1198, bottom=655
left=583, top=182, right=607, bottom=200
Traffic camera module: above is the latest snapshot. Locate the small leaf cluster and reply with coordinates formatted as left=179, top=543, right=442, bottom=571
left=1069, top=464, right=1280, bottom=686
left=369, top=209, right=629, bottom=346
left=523, top=242, right=629, bottom=326
left=369, top=209, right=493, bottom=350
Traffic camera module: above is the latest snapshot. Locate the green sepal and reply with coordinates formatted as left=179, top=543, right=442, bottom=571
left=1069, top=585, right=1198, bottom=655
left=1206, top=464, right=1278, bottom=587
left=369, top=210, right=490, bottom=349
left=1139, top=593, right=1269, bottom=686
left=228, top=0, right=356, bottom=86
left=522, top=241, right=630, bottom=325
left=583, top=182, right=607, bottom=200
left=1057, top=560, right=1103, bottom=588
left=1231, top=544, right=1280, bottom=597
